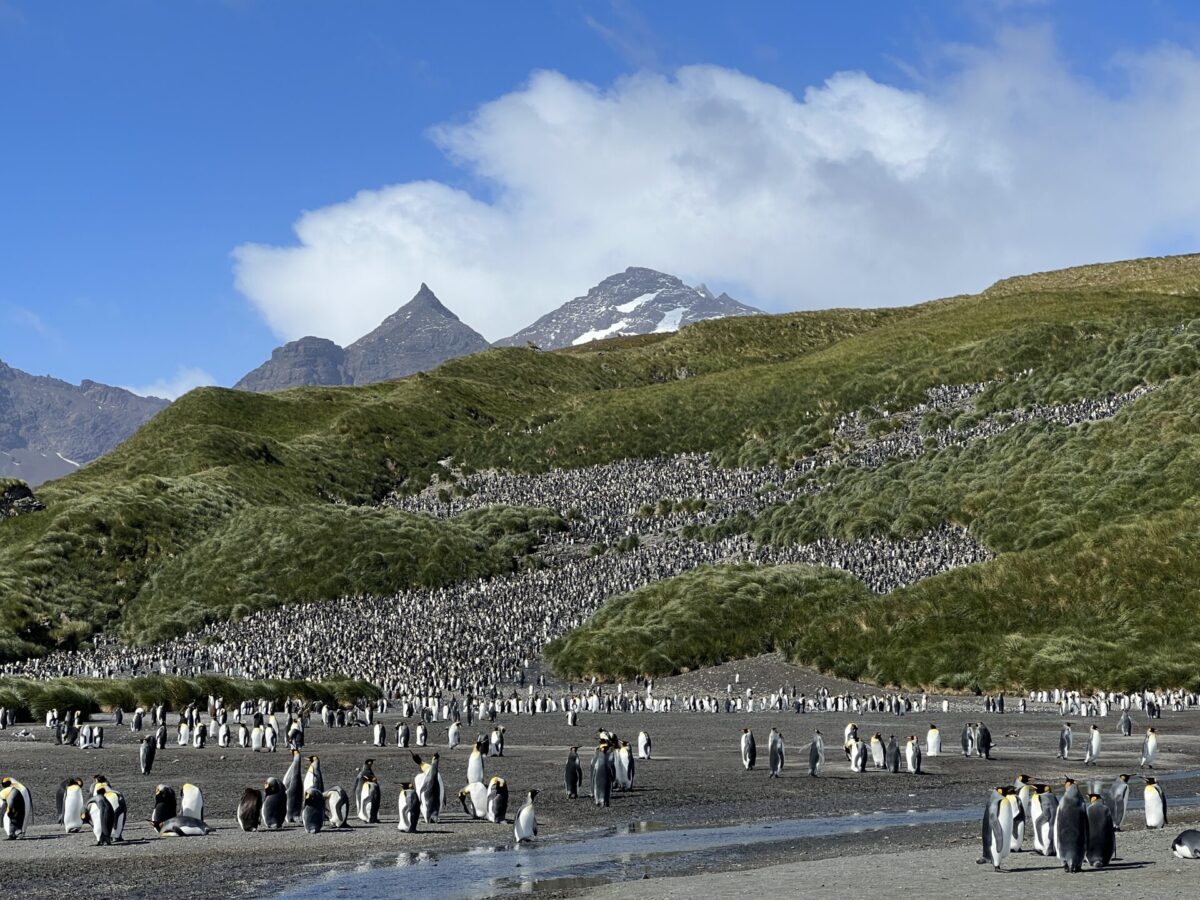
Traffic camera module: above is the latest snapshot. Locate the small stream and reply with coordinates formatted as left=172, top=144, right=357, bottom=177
left=280, top=772, right=1200, bottom=899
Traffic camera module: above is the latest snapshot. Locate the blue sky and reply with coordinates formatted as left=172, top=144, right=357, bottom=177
left=3, top=1, right=1200, bottom=396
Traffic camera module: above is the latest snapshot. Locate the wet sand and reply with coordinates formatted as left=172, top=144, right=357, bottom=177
left=0, top=657, right=1197, bottom=898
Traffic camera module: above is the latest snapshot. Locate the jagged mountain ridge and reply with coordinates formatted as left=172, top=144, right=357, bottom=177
left=495, top=267, right=763, bottom=350
left=235, top=284, right=490, bottom=392
left=0, top=361, right=168, bottom=486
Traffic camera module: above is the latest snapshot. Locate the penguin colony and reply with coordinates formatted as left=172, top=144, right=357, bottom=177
left=2, top=381, right=1158, bottom=694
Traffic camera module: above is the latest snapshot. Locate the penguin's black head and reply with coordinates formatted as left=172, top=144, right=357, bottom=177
left=529, top=789, right=540, bottom=799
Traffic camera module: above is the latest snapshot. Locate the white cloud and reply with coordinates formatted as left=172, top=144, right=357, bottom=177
left=126, top=366, right=216, bottom=401
left=233, top=27, right=1200, bottom=344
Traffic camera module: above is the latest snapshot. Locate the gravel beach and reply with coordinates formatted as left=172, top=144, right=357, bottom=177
left=1, top=655, right=1196, bottom=898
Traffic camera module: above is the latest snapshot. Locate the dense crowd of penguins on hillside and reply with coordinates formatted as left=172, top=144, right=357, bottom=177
left=1, top=379, right=1160, bottom=696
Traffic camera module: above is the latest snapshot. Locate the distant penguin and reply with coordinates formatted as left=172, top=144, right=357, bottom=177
left=396, top=722, right=410, bottom=748
left=1172, top=829, right=1200, bottom=859
left=325, top=786, right=350, bottom=828
left=139, top=736, right=156, bottom=776
left=416, top=723, right=428, bottom=748
left=372, top=723, right=386, bottom=748
left=1056, top=779, right=1087, bottom=872
left=358, top=776, right=381, bottom=824
left=353, top=759, right=376, bottom=819
left=460, top=782, right=488, bottom=819
left=237, top=788, right=262, bottom=832
left=1083, top=725, right=1101, bottom=765
left=412, top=752, right=444, bottom=824
left=1030, top=783, right=1057, bottom=856
left=1144, top=777, right=1167, bottom=829
left=1059, top=723, right=1073, bottom=759
left=638, top=730, right=651, bottom=760
left=1141, top=727, right=1159, bottom=768
left=151, top=784, right=177, bottom=827
left=304, top=756, right=324, bottom=794
left=486, top=776, right=509, bottom=824
left=741, top=729, right=756, bottom=771
left=884, top=736, right=900, bottom=774
left=976, top=723, right=993, bottom=759
left=448, top=721, right=461, bottom=750
left=979, top=786, right=1015, bottom=871
left=155, top=815, right=214, bottom=837
left=301, top=789, right=324, bottom=834
left=468, top=741, right=486, bottom=785
left=62, top=781, right=85, bottom=833
left=81, top=794, right=115, bottom=845
left=397, top=782, right=419, bottom=833
left=905, top=735, right=923, bottom=774
left=807, top=730, right=824, bottom=777
left=284, top=750, right=303, bottom=823
left=926, top=724, right=941, bottom=756
left=870, top=733, right=885, bottom=769
left=1085, top=793, right=1116, bottom=868
left=1118, top=709, right=1133, bottom=737
left=1109, top=773, right=1131, bottom=830
left=565, top=747, right=583, bottom=798
left=768, top=729, right=785, bottom=778
left=261, top=778, right=286, bottom=830
left=514, top=790, right=538, bottom=843
left=592, top=744, right=613, bottom=807
left=181, top=783, right=204, bottom=820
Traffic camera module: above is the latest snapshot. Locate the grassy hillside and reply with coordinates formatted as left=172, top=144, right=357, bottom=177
left=4, top=252, right=1200, bottom=691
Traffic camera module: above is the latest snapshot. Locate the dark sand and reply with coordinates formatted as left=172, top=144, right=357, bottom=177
left=1, top=656, right=1196, bottom=898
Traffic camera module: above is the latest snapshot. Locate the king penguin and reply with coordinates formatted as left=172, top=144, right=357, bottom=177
left=237, top=787, right=262, bottom=832
left=1055, top=779, right=1088, bottom=872
left=261, top=778, right=286, bottom=830
left=565, top=747, right=583, bottom=798
left=1144, top=776, right=1167, bottom=829
left=807, top=730, right=824, bottom=777
left=1141, top=727, right=1159, bottom=768
left=514, top=790, right=538, bottom=843
left=1109, top=773, right=1131, bottom=830
left=740, top=728, right=756, bottom=771
left=1085, top=793, right=1116, bottom=868
left=397, top=782, right=419, bottom=833
left=768, top=728, right=785, bottom=778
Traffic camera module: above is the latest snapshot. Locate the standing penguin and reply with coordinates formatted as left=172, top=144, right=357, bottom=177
left=1109, top=773, right=1131, bottom=830
left=768, top=729, right=785, bottom=778
left=80, top=794, right=115, bottom=845
left=372, top=723, right=386, bottom=748
left=870, top=733, right=885, bottom=770
left=961, top=723, right=975, bottom=757
left=358, top=775, right=381, bottom=824
left=905, top=735, right=923, bottom=774
left=878, top=735, right=896, bottom=773
left=56, top=776, right=82, bottom=827
left=261, top=778, right=286, bottom=830
left=615, top=741, right=635, bottom=791
left=807, top=730, right=824, bottom=777
left=637, top=730, right=651, bottom=760
left=0, top=781, right=28, bottom=840
left=1031, top=783, right=1057, bottom=856
left=448, top=721, right=461, bottom=750
left=1058, top=723, right=1073, bottom=760
left=139, top=735, right=156, bottom=776
left=283, top=750, right=303, bottom=824
left=1118, top=709, right=1133, bottom=737
left=1141, top=727, right=1159, bottom=768
left=926, top=724, right=941, bottom=757
left=978, top=786, right=1015, bottom=871
left=740, top=729, right=756, bottom=771
left=1085, top=793, right=1116, bottom=868
left=460, top=782, right=488, bottom=819
left=412, top=752, right=444, bottom=824
left=565, top=747, right=583, bottom=798
left=325, top=786, right=350, bottom=828
left=976, top=723, right=994, bottom=760
left=301, top=789, right=324, bottom=834
left=151, top=784, right=177, bottom=827
left=592, top=744, right=613, bottom=808
left=62, top=781, right=85, bottom=833
left=181, top=783, right=204, bottom=821
left=468, top=741, right=486, bottom=785
left=353, top=759, right=376, bottom=819
left=485, top=776, right=509, bottom=824
left=303, top=756, right=323, bottom=794
left=1083, top=725, right=1101, bottom=766
left=1012, top=775, right=1034, bottom=851
left=416, top=723, right=428, bottom=748
left=237, top=788, right=263, bottom=832
left=397, top=782, right=419, bottom=833
left=1144, top=777, right=1167, bottom=829
left=1055, top=779, right=1088, bottom=872
left=396, top=721, right=410, bottom=748
left=514, top=790, right=538, bottom=843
